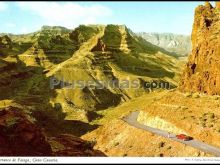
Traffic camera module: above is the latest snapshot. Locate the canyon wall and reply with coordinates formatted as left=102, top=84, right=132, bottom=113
left=180, top=2, right=220, bottom=95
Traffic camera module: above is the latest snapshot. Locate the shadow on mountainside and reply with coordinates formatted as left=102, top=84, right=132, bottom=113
left=114, top=51, right=175, bottom=79
left=0, top=57, right=99, bottom=137
left=99, top=26, right=176, bottom=79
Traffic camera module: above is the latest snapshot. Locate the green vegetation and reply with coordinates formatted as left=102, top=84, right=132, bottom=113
left=70, top=25, right=101, bottom=44
left=102, top=24, right=122, bottom=48
left=114, top=142, right=120, bottom=146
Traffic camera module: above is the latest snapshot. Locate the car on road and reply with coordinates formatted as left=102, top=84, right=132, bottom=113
left=176, top=134, right=193, bottom=141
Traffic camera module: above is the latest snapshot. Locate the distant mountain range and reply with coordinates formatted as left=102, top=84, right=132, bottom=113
left=136, top=32, right=191, bottom=57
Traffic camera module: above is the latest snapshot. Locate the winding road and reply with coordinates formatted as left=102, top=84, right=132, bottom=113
left=122, top=111, right=220, bottom=157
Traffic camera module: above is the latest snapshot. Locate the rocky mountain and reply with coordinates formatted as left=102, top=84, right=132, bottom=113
left=0, top=24, right=185, bottom=156
left=0, top=24, right=183, bottom=110
left=137, top=32, right=191, bottom=57
left=180, top=2, right=220, bottom=95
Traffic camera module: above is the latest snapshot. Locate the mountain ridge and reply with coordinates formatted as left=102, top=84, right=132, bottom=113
left=137, top=32, right=191, bottom=57
left=0, top=24, right=186, bottom=156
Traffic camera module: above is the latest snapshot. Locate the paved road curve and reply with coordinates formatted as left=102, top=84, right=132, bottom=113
left=122, top=111, right=220, bottom=157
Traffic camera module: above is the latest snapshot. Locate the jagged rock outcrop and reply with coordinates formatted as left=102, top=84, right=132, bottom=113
left=0, top=106, right=105, bottom=156
left=180, top=2, right=220, bottom=95
left=0, top=106, right=52, bottom=156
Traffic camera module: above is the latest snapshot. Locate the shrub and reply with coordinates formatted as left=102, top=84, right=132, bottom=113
left=181, top=106, right=188, bottom=110
left=114, top=142, right=120, bottom=146
left=181, top=116, right=186, bottom=120
left=201, top=118, right=207, bottom=122
left=167, top=146, right=172, bottom=150
left=201, top=122, right=206, bottom=128
left=159, top=153, right=164, bottom=157
left=159, top=142, right=165, bottom=148
left=207, top=123, right=214, bottom=128
left=209, top=113, right=215, bottom=119
left=123, top=153, right=128, bottom=157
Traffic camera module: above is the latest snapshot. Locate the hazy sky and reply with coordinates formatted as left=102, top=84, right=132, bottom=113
left=0, top=1, right=210, bottom=35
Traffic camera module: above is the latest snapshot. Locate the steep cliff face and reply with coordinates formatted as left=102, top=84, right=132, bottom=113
left=180, top=2, right=220, bottom=95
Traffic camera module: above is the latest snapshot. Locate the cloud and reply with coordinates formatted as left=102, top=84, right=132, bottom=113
left=17, top=2, right=112, bottom=28
left=0, top=2, right=7, bottom=11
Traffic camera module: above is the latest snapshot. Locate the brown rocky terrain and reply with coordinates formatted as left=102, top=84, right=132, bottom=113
left=0, top=106, right=52, bottom=156
left=0, top=17, right=197, bottom=156
left=180, top=2, right=220, bottom=95
left=0, top=105, right=105, bottom=156
left=82, top=90, right=212, bottom=157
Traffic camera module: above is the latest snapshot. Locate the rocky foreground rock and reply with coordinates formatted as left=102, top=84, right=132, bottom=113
left=0, top=106, right=105, bottom=156
left=180, top=2, right=220, bottom=95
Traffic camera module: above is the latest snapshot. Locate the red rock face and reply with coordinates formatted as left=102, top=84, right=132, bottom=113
left=0, top=106, right=106, bottom=156
left=0, top=106, right=52, bottom=156
left=180, top=2, right=220, bottom=95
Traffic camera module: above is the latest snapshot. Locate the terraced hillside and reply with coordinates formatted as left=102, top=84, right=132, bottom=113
left=43, top=25, right=184, bottom=121
left=0, top=24, right=185, bottom=155
left=81, top=2, right=220, bottom=157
